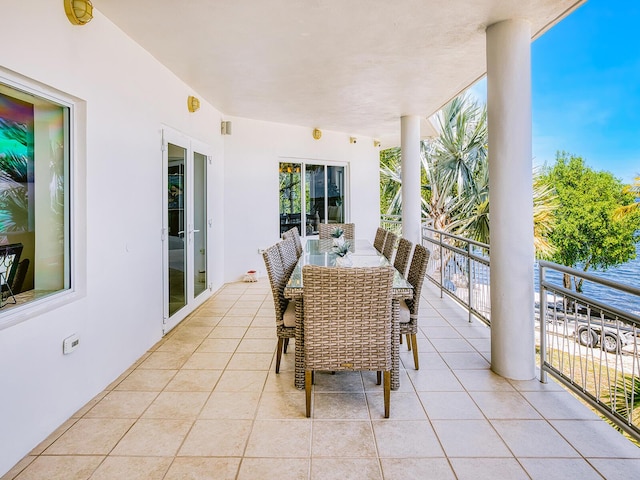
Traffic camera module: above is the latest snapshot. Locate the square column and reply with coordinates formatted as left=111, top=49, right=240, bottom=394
left=486, top=19, right=535, bottom=380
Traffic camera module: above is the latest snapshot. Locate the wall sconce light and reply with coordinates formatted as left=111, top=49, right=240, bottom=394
left=221, top=121, right=232, bottom=135
left=349, top=137, right=357, bottom=144
left=373, top=140, right=381, bottom=148
left=312, top=128, right=322, bottom=140
left=64, top=0, right=94, bottom=25
left=187, top=96, right=200, bottom=113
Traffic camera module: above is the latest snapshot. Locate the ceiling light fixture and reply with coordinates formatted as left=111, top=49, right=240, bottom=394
left=64, top=0, right=94, bottom=26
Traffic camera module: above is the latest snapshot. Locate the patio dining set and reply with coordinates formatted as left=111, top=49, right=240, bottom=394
left=262, top=224, right=429, bottom=418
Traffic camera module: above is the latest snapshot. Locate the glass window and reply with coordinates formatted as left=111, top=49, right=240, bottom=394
left=279, top=161, right=346, bottom=237
left=327, top=165, right=345, bottom=223
left=279, top=162, right=302, bottom=236
left=0, top=81, right=70, bottom=316
left=305, top=164, right=325, bottom=235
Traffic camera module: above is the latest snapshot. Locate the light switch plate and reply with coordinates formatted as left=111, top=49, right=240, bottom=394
left=63, top=334, right=79, bottom=354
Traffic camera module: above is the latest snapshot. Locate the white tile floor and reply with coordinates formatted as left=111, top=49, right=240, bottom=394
left=3, top=281, right=640, bottom=479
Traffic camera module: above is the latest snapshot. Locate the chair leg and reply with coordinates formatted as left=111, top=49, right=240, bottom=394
left=283, top=337, right=290, bottom=353
left=383, top=371, right=391, bottom=418
left=406, top=334, right=412, bottom=350
left=399, top=335, right=403, bottom=345
left=276, top=338, right=284, bottom=373
left=305, top=370, right=313, bottom=417
left=376, top=371, right=381, bottom=385
left=410, top=334, right=419, bottom=370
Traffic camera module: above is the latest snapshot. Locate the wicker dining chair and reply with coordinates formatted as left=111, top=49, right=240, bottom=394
left=382, top=231, right=398, bottom=260
left=278, top=237, right=299, bottom=279
left=318, top=222, right=355, bottom=239
left=282, top=226, right=303, bottom=257
left=373, top=227, right=387, bottom=252
left=302, top=265, right=395, bottom=418
left=393, top=237, right=413, bottom=278
left=262, top=244, right=296, bottom=373
left=399, top=244, right=430, bottom=370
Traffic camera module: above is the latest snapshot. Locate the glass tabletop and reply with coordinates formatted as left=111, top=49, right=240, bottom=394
left=286, top=239, right=412, bottom=290
left=305, top=238, right=379, bottom=256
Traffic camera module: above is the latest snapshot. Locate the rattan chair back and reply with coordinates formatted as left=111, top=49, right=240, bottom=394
left=278, top=238, right=299, bottom=279
left=405, top=244, right=430, bottom=316
left=263, top=242, right=297, bottom=373
left=282, top=226, right=303, bottom=257
left=262, top=244, right=288, bottom=325
left=302, top=265, right=394, bottom=371
left=393, top=238, right=413, bottom=278
left=373, top=227, right=387, bottom=252
left=399, top=244, right=430, bottom=370
left=382, top=231, right=398, bottom=260
left=318, top=223, right=355, bottom=239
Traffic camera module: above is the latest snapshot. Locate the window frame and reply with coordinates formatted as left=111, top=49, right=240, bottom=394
left=279, top=158, right=349, bottom=237
left=0, top=69, right=85, bottom=331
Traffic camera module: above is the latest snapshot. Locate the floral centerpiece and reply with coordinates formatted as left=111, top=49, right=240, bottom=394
left=331, top=226, right=345, bottom=247
left=332, top=240, right=352, bottom=266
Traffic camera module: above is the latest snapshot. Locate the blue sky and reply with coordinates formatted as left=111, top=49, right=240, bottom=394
left=470, top=0, right=640, bottom=185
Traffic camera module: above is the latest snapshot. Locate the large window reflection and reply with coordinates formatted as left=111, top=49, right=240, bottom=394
left=279, top=162, right=302, bottom=236
left=327, top=165, right=344, bottom=224
left=278, top=162, right=346, bottom=237
left=305, top=164, right=325, bottom=235
left=0, top=82, right=70, bottom=316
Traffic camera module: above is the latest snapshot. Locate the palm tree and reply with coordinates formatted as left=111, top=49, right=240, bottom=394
left=422, top=94, right=488, bottom=241
left=532, top=166, right=557, bottom=259
left=379, top=93, right=557, bottom=257
left=605, top=375, right=640, bottom=445
left=379, top=147, right=403, bottom=216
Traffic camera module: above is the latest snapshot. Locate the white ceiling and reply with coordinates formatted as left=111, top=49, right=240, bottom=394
left=96, top=0, right=584, bottom=143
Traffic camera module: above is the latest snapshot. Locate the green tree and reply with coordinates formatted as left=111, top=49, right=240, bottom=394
left=614, top=174, right=640, bottom=219
left=541, top=153, right=640, bottom=291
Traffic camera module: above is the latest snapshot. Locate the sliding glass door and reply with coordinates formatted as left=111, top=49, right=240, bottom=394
left=279, top=161, right=347, bottom=237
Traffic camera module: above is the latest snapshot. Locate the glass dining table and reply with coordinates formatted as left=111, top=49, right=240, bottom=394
left=284, top=238, right=413, bottom=390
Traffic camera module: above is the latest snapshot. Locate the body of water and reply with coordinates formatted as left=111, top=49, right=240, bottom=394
left=535, top=242, right=640, bottom=317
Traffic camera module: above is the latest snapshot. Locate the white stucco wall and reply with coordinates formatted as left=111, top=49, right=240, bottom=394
left=222, top=117, right=381, bottom=282
left=0, top=2, right=228, bottom=474
left=0, top=1, right=382, bottom=475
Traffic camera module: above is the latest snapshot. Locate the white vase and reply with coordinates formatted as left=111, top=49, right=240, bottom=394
left=332, top=235, right=345, bottom=247
left=335, top=254, right=352, bottom=267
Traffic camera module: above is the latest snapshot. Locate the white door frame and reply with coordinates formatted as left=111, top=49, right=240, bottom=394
left=161, top=127, right=212, bottom=334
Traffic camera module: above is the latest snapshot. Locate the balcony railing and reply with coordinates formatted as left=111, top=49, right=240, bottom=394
left=380, top=214, right=402, bottom=235
left=539, top=261, right=640, bottom=441
left=383, top=216, right=640, bottom=441
left=421, top=225, right=491, bottom=325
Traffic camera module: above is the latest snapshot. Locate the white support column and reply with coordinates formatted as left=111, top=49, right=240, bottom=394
left=486, top=19, right=535, bottom=380
left=401, top=115, right=421, bottom=244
